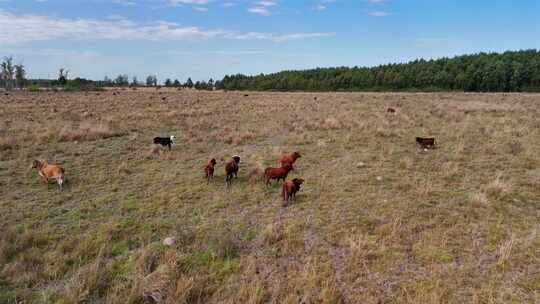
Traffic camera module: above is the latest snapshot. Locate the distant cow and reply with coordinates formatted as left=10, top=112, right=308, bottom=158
left=153, top=135, right=175, bottom=150
left=387, top=107, right=396, bottom=113
left=264, top=164, right=293, bottom=185
left=282, top=178, right=305, bottom=206
left=31, top=160, right=66, bottom=191
left=204, top=158, right=217, bottom=184
left=225, top=155, right=241, bottom=186
left=279, top=152, right=301, bottom=169
left=416, top=137, right=436, bottom=149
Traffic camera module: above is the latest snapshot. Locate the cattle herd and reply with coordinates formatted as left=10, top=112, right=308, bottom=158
left=202, top=151, right=303, bottom=206
left=30, top=116, right=435, bottom=206
left=31, top=138, right=306, bottom=206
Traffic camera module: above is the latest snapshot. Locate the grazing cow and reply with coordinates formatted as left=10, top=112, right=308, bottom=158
left=416, top=137, right=436, bottom=149
left=387, top=107, right=396, bottom=113
left=31, top=160, right=65, bottom=191
left=204, top=158, right=217, bottom=184
left=153, top=135, right=176, bottom=150
left=225, top=155, right=241, bottom=186
left=264, top=164, right=293, bottom=186
left=282, top=178, right=305, bottom=206
left=279, top=152, right=301, bottom=169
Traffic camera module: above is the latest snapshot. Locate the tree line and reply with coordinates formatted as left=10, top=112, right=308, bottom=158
left=0, top=57, right=93, bottom=91
left=3, top=50, right=540, bottom=92
left=218, top=50, right=540, bottom=92
left=0, top=56, right=216, bottom=91
left=100, top=74, right=217, bottom=90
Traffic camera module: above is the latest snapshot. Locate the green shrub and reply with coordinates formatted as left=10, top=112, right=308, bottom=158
left=64, top=78, right=105, bottom=92
left=27, top=84, right=40, bottom=92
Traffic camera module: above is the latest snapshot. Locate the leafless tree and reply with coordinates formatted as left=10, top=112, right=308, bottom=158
left=1, top=57, right=15, bottom=90
left=15, top=63, right=26, bottom=89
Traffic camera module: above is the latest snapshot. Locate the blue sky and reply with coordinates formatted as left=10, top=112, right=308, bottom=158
left=0, top=0, right=539, bottom=82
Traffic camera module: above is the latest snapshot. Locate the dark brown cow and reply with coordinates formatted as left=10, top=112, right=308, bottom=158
left=282, top=178, right=305, bottom=206
left=416, top=137, right=436, bottom=149
left=225, top=155, right=241, bottom=186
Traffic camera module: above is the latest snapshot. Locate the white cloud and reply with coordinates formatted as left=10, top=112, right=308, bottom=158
left=257, top=1, right=276, bottom=6
left=163, top=50, right=266, bottom=56
left=0, top=11, right=334, bottom=44
left=315, top=0, right=335, bottom=11
left=113, top=0, right=136, bottom=5
left=168, top=0, right=209, bottom=5
left=193, top=6, right=208, bottom=11
left=107, top=14, right=127, bottom=20
left=248, top=6, right=271, bottom=16
left=368, top=11, right=390, bottom=17
left=229, top=32, right=335, bottom=42
left=0, top=11, right=223, bottom=44
left=0, top=48, right=102, bottom=58
left=248, top=0, right=278, bottom=16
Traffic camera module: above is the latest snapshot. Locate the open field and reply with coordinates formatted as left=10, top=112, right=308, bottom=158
left=0, top=89, right=539, bottom=303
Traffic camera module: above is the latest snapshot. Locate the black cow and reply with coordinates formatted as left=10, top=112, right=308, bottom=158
left=153, top=135, right=176, bottom=150
left=416, top=137, right=436, bottom=149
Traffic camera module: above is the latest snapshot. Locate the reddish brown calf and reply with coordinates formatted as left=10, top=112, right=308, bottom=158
left=204, top=158, right=217, bottom=184
left=264, top=164, right=293, bottom=185
left=279, top=152, right=301, bottom=169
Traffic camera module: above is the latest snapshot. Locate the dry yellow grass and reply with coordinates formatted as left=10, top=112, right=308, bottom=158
left=0, top=89, right=539, bottom=303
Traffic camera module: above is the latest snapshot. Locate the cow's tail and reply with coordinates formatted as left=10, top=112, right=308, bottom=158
left=58, top=169, right=66, bottom=190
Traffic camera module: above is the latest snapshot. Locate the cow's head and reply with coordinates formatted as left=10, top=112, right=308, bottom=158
left=31, top=160, right=42, bottom=169
left=292, top=178, right=305, bottom=188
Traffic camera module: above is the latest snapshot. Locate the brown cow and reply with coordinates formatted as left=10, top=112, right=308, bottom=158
left=387, top=107, right=396, bottom=113
left=225, top=155, right=241, bottom=186
left=282, top=178, right=305, bottom=206
left=264, top=164, right=293, bottom=186
left=279, top=152, right=301, bottom=169
left=31, top=160, right=65, bottom=191
left=204, top=158, right=217, bottom=184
